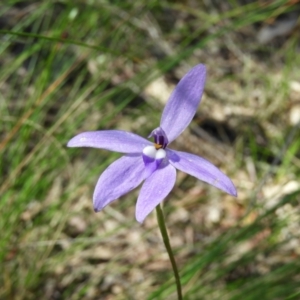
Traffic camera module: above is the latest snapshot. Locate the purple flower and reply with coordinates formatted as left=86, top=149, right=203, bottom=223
left=67, top=64, right=237, bottom=223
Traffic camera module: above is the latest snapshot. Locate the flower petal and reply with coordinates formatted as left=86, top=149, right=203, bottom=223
left=67, top=130, right=152, bottom=154
left=167, top=149, right=237, bottom=196
left=93, top=155, right=145, bottom=211
left=160, top=64, right=206, bottom=143
left=135, top=162, right=176, bottom=223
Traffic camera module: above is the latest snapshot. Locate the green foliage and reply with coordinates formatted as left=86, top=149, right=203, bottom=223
left=1, top=0, right=300, bottom=299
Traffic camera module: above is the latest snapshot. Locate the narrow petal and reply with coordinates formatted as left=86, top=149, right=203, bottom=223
left=160, top=64, right=206, bottom=143
left=67, top=130, right=152, bottom=154
left=167, top=149, right=237, bottom=196
left=93, top=155, right=145, bottom=211
left=136, top=162, right=176, bottom=223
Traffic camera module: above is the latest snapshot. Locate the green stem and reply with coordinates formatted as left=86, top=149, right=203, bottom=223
left=156, top=204, right=183, bottom=300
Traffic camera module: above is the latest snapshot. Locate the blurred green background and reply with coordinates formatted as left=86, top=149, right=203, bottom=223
left=1, top=0, right=300, bottom=299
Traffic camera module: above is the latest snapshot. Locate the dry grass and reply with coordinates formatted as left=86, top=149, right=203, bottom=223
left=1, top=1, right=300, bottom=299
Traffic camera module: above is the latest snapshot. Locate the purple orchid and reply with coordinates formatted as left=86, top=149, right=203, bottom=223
left=67, top=64, right=237, bottom=223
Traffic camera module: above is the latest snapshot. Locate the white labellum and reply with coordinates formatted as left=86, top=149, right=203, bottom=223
left=143, top=146, right=166, bottom=160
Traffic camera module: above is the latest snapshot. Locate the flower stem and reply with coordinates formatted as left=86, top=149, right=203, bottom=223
left=156, top=204, right=182, bottom=300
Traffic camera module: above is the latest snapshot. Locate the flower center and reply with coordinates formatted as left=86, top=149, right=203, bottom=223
left=142, top=145, right=166, bottom=161
left=141, top=127, right=169, bottom=177
left=142, top=145, right=166, bottom=177
left=148, top=127, right=168, bottom=149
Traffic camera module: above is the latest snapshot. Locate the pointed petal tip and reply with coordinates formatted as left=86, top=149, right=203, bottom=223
left=193, top=63, right=206, bottom=75
left=231, top=186, right=238, bottom=197
left=94, top=206, right=101, bottom=213
left=216, top=180, right=237, bottom=197
left=66, top=133, right=87, bottom=148
left=66, top=134, right=88, bottom=148
left=199, top=63, right=206, bottom=71
left=136, top=215, right=145, bottom=224
left=226, top=179, right=237, bottom=197
left=66, top=139, right=75, bottom=147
